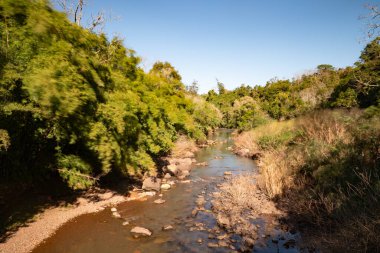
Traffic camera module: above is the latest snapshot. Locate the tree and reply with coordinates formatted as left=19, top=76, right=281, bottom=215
left=317, top=64, right=335, bottom=71
left=149, top=61, right=182, bottom=82
left=217, top=80, right=227, bottom=95
left=186, top=80, right=199, bottom=95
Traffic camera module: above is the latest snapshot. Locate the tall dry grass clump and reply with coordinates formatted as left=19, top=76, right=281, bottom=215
left=258, top=148, right=306, bottom=198
left=170, top=135, right=198, bottom=158
left=218, top=173, right=258, bottom=209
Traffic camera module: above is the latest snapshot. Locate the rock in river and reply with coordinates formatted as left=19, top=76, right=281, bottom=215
left=161, top=183, right=171, bottom=190
left=153, top=199, right=166, bottom=204
left=207, top=242, right=219, bottom=248
left=112, top=212, right=121, bottom=218
left=166, top=164, right=178, bottom=175
left=177, top=170, right=190, bottom=180
left=130, top=226, right=152, bottom=238
left=142, top=177, right=162, bottom=191
left=162, top=225, right=174, bottom=231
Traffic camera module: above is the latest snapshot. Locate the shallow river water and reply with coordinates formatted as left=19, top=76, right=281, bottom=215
left=33, top=130, right=303, bottom=253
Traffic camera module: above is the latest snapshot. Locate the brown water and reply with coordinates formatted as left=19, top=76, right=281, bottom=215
left=33, top=130, right=304, bottom=253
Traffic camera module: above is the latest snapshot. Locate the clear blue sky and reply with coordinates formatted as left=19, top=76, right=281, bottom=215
left=62, top=0, right=378, bottom=93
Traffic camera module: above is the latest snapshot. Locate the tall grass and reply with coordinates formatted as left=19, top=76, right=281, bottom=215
left=234, top=109, right=380, bottom=252
left=233, top=119, right=296, bottom=155
left=170, top=135, right=198, bottom=158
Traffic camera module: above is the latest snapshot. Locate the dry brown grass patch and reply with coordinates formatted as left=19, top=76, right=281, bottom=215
left=170, top=135, right=198, bottom=158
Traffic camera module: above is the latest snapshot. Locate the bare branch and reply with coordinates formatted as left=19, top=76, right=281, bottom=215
left=88, top=11, right=105, bottom=32
left=362, top=3, right=380, bottom=39
left=55, top=0, right=117, bottom=33
left=74, top=0, right=85, bottom=25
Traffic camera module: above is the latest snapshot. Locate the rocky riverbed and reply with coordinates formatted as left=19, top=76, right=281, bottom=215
left=9, top=130, right=308, bottom=253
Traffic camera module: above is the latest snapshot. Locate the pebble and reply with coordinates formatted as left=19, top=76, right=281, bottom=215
left=122, top=221, right=129, bottom=226
left=162, top=225, right=174, bottom=231
left=217, top=234, right=228, bottom=240
left=207, top=242, right=219, bottom=248
left=111, top=207, right=117, bottom=212
left=130, top=226, right=152, bottom=237
left=218, top=240, right=229, bottom=247
left=153, top=199, right=166, bottom=204
left=112, top=212, right=121, bottom=218
left=161, top=184, right=171, bottom=190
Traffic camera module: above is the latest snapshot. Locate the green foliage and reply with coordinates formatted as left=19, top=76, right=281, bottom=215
left=257, top=130, right=298, bottom=150
left=330, top=87, right=358, bottom=108
left=206, top=37, right=379, bottom=129
left=0, top=0, right=219, bottom=189
left=188, top=95, right=222, bottom=136
left=0, top=129, right=10, bottom=152
left=149, top=61, right=182, bottom=83
left=317, top=64, right=335, bottom=71
left=57, top=155, right=95, bottom=190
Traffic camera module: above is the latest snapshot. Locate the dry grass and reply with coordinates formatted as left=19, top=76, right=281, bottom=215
left=296, top=111, right=360, bottom=145
left=233, top=119, right=296, bottom=155
left=233, top=109, right=380, bottom=252
left=219, top=174, right=258, bottom=209
left=235, top=110, right=362, bottom=198
left=170, top=135, right=198, bottom=158
left=232, top=130, right=260, bottom=155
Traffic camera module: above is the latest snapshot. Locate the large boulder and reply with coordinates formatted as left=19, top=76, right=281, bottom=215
left=142, top=177, right=162, bottom=191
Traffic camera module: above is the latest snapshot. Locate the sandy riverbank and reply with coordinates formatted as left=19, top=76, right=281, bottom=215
left=0, top=188, right=144, bottom=253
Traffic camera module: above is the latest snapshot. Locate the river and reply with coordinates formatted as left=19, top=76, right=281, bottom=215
left=32, top=130, right=303, bottom=253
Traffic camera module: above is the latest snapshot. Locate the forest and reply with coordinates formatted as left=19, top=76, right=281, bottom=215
left=0, top=0, right=379, bottom=253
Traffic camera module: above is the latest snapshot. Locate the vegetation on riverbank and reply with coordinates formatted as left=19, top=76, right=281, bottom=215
left=227, top=37, right=380, bottom=252
left=234, top=109, right=380, bottom=252
left=0, top=0, right=221, bottom=191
